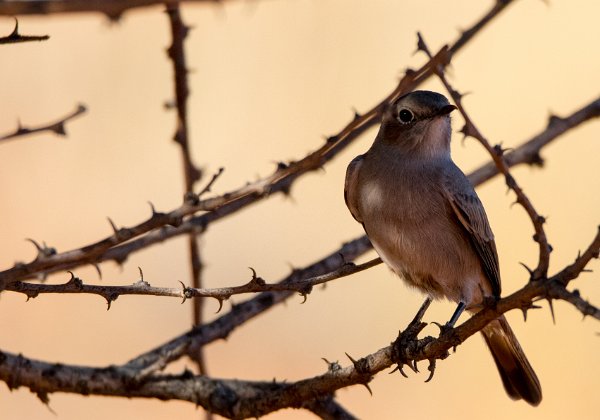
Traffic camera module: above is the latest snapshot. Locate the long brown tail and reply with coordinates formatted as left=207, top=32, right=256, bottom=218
left=481, top=315, right=542, bottom=406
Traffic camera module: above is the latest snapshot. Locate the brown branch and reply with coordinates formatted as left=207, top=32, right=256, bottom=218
left=5, top=257, right=381, bottom=306
left=0, top=0, right=512, bottom=287
left=0, top=104, right=86, bottom=142
left=0, top=18, right=49, bottom=44
left=468, top=96, right=600, bottom=185
left=0, top=0, right=235, bottom=20
left=304, top=396, right=358, bottom=420
left=121, top=236, right=373, bottom=381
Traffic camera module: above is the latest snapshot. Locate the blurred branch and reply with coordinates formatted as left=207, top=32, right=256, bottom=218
left=0, top=0, right=236, bottom=20
left=0, top=0, right=518, bottom=286
left=0, top=18, right=49, bottom=44
left=0, top=104, right=86, bottom=142
left=304, top=396, right=358, bottom=420
left=165, top=2, right=209, bottom=382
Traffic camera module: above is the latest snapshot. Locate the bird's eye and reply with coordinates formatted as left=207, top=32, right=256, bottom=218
left=398, top=109, right=414, bottom=124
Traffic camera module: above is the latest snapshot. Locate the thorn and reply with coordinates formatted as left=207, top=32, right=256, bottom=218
left=178, top=280, right=193, bottom=303
left=299, top=293, right=308, bottom=304
left=10, top=17, right=19, bottom=37
left=26, top=238, right=43, bottom=252
left=547, top=298, right=556, bottom=324
left=362, top=382, right=373, bottom=396
left=106, top=295, right=117, bottom=310
left=248, top=267, right=265, bottom=285
left=519, top=262, right=534, bottom=277
left=321, top=358, right=341, bottom=372
left=107, top=217, right=119, bottom=235
left=138, top=267, right=144, bottom=281
left=351, top=108, right=361, bottom=120
left=411, top=360, right=419, bottom=373
left=424, top=359, right=436, bottom=383
left=214, top=298, right=224, bottom=313
left=148, top=201, right=158, bottom=216
left=415, top=31, right=430, bottom=56
left=66, top=271, right=83, bottom=289
left=92, top=263, right=103, bottom=280
left=345, top=352, right=358, bottom=367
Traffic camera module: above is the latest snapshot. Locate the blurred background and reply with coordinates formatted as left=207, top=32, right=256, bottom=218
left=1, top=1, right=599, bottom=419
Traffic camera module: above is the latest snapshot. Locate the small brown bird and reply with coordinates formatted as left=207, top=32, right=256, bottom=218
left=344, top=90, right=542, bottom=405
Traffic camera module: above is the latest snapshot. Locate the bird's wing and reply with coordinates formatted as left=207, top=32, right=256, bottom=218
left=443, top=173, right=501, bottom=297
left=344, top=154, right=365, bottom=223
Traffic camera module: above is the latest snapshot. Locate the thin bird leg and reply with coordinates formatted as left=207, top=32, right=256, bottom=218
left=446, top=301, right=466, bottom=328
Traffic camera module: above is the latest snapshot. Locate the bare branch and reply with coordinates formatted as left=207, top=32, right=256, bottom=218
left=0, top=0, right=236, bottom=20
left=5, top=258, right=381, bottom=303
left=0, top=104, right=86, bottom=142
left=0, top=18, right=49, bottom=44
left=121, top=236, right=373, bottom=381
left=469, top=96, right=600, bottom=185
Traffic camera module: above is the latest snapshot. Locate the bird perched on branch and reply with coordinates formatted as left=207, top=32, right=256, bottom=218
left=344, top=90, right=542, bottom=405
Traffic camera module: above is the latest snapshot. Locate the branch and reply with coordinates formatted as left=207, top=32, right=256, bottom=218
left=0, top=18, right=49, bottom=44
left=468, top=96, right=600, bottom=185
left=0, top=0, right=516, bottom=286
left=0, top=0, right=238, bottom=20
left=0, top=104, right=86, bottom=142
left=121, top=236, right=373, bottom=381
left=5, top=257, right=381, bottom=307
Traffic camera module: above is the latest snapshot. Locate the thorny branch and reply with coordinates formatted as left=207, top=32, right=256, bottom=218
left=0, top=104, right=87, bottom=142
left=0, top=18, right=49, bottom=44
left=0, top=0, right=527, bottom=288
left=5, top=258, right=381, bottom=310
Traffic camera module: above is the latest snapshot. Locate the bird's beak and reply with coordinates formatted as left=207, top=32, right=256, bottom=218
left=438, top=104, right=457, bottom=116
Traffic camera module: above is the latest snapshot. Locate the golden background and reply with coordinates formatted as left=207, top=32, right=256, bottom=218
left=1, top=1, right=599, bottom=419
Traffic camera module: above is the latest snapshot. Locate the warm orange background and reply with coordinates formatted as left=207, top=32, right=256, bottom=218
left=1, top=1, right=599, bottom=419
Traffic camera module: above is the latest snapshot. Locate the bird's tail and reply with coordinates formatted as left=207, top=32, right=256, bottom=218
left=481, top=315, right=542, bottom=406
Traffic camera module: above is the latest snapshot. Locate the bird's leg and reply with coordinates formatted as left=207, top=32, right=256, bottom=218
left=446, top=301, right=466, bottom=328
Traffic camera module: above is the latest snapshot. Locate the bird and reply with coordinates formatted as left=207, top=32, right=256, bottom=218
left=344, top=90, right=542, bottom=405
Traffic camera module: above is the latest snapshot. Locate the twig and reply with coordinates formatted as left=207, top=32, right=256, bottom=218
left=468, top=96, right=600, bottom=185
left=0, top=0, right=236, bottom=20
left=121, top=236, right=373, bottom=381
left=0, top=18, right=49, bottom=44
left=5, top=258, right=381, bottom=306
left=0, top=104, right=86, bottom=142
